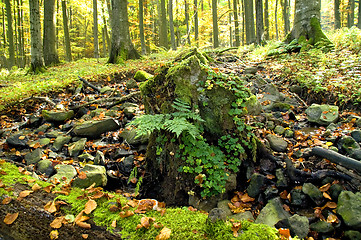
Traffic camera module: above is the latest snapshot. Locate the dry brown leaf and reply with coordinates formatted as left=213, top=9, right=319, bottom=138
left=127, top=199, right=138, bottom=208
left=45, top=201, right=58, bottom=213
left=27, top=179, right=36, bottom=183
left=327, top=214, right=339, bottom=223
left=323, top=192, right=332, bottom=200
left=82, top=234, right=88, bottom=239
left=43, top=185, right=54, bottom=193
left=18, top=136, right=25, bottom=140
left=278, top=228, right=291, bottom=239
left=18, top=190, right=33, bottom=198
left=84, top=199, right=97, bottom=214
left=4, top=212, right=19, bottom=225
left=319, top=183, right=331, bottom=192
left=91, top=191, right=105, bottom=199
left=154, top=222, right=163, bottom=229
left=78, top=171, right=87, bottom=179
left=32, top=183, right=42, bottom=192
left=321, top=202, right=337, bottom=210
left=109, top=205, right=119, bottom=212
left=156, top=227, right=172, bottom=240
left=240, top=193, right=255, bottom=203
left=140, top=217, right=155, bottom=229
left=119, top=210, right=134, bottom=218
left=50, top=216, right=65, bottom=229
left=76, top=221, right=91, bottom=229
left=49, top=230, right=59, bottom=240
left=231, top=222, right=241, bottom=237
left=0, top=179, right=5, bottom=188
left=53, top=190, right=70, bottom=195
left=2, top=197, right=12, bottom=205
left=111, top=219, right=117, bottom=228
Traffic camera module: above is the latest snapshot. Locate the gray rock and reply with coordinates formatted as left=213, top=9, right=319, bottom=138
left=255, top=197, right=291, bottom=226
left=24, top=148, right=42, bottom=165
left=119, top=128, right=149, bottom=145
left=29, top=138, right=51, bottom=148
left=351, top=149, right=361, bottom=161
left=134, top=70, right=154, bottom=82
left=356, top=118, right=361, bottom=128
left=337, top=191, right=361, bottom=229
left=339, top=136, right=360, bottom=155
left=264, top=187, right=279, bottom=200
left=126, top=79, right=138, bottom=89
left=287, top=214, right=309, bottom=239
left=188, top=195, right=220, bottom=212
left=284, top=129, right=294, bottom=138
left=244, top=66, right=258, bottom=75
left=53, top=135, right=71, bottom=151
left=274, top=125, right=285, bottom=135
left=94, top=150, right=105, bottom=165
left=6, top=133, right=29, bottom=148
left=216, top=200, right=233, bottom=217
left=113, top=148, right=134, bottom=158
left=266, top=121, right=275, bottom=130
left=290, top=85, right=302, bottom=95
left=68, top=138, right=87, bottom=157
left=329, top=184, right=343, bottom=201
left=266, top=134, right=288, bottom=152
left=290, top=189, right=308, bottom=207
left=247, top=173, right=266, bottom=198
left=42, top=110, right=74, bottom=122
left=344, top=230, right=361, bottom=240
left=120, top=156, right=135, bottom=174
left=351, top=130, right=361, bottom=143
left=100, top=86, right=113, bottom=94
left=225, top=174, right=237, bottom=192
left=305, top=104, right=339, bottom=125
left=327, top=123, right=338, bottom=131
left=49, top=164, right=77, bottom=184
left=309, top=221, right=334, bottom=233
left=208, top=208, right=227, bottom=223
left=35, top=124, right=51, bottom=133
left=231, top=211, right=255, bottom=221
left=73, top=118, right=120, bottom=138
left=36, top=159, right=54, bottom=176
left=275, top=169, right=288, bottom=188
left=302, top=183, right=323, bottom=205
left=78, top=153, right=94, bottom=162
left=73, top=164, right=107, bottom=188
left=123, top=106, right=138, bottom=119
left=244, top=95, right=262, bottom=115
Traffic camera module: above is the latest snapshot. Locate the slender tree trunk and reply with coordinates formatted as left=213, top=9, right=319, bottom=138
left=108, top=0, right=139, bottom=63
left=244, top=0, right=255, bottom=44
left=212, top=0, right=219, bottom=48
left=282, top=0, right=290, bottom=36
left=185, top=0, right=191, bottom=45
left=169, top=0, right=176, bottom=50
left=14, top=0, right=18, bottom=65
left=194, top=0, right=199, bottom=45
left=106, top=0, right=112, bottom=21
left=264, top=0, right=269, bottom=40
left=29, top=0, right=45, bottom=73
left=228, top=0, right=233, bottom=46
left=43, top=0, right=60, bottom=66
left=144, top=0, right=151, bottom=52
left=241, top=0, right=245, bottom=45
left=347, top=0, right=355, bottom=28
left=159, top=0, right=168, bottom=48
left=358, top=0, right=361, bottom=29
left=5, top=0, right=15, bottom=69
left=16, top=0, right=25, bottom=67
left=275, top=0, right=279, bottom=40
left=93, top=0, right=99, bottom=59
left=255, top=0, right=264, bottom=45
left=233, top=0, right=240, bottom=47
left=62, top=0, right=72, bottom=61
left=334, top=0, right=341, bottom=29
left=2, top=7, right=6, bottom=48
left=139, top=0, right=146, bottom=54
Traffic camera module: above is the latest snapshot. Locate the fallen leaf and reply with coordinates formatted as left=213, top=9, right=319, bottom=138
left=43, top=185, right=54, bottom=193
left=77, top=221, right=91, bottom=229
left=156, top=227, right=171, bottom=240
left=4, top=212, right=19, bottom=225
left=231, top=222, right=241, bottom=237
left=119, top=210, right=134, bottom=218
left=50, top=216, right=65, bottom=229
left=45, top=201, right=58, bottom=213
left=323, top=192, right=332, bottom=200
left=278, top=228, right=291, bottom=238
left=109, top=205, right=119, bottom=212
left=18, top=136, right=25, bottom=140
left=27, top=179, right=36, bottom=183
left=2, top=197, right=12, bottom=205
left=188, top=206, right=197, bottom=212
left=319, top=183, right=331, bottom=192
left=91, top=191, right=105, bottom=199
left=140, top=216, right=155, bottom=229
left=327, top=214, right=339, bottom=223
left=321, top=202, right=337, bottom=210
left=280, top=190, right=288, bottom=199
left=82, top=234, right=88, bottom=239
left=0, top=180, right=4, bottom=188
left=32, top=183, right=42, bottom=192
left=18, top=190, right=33, bottom=199
left=127, top=199, right=138, bottom=208
left=84, top=199, right=97, bottom=214
left=111, top=219, right=117, bottom=228
left=154, top=222, right=163, bottom=229
left=240, top=193, right=255, bottom=203
left=49, top=230, right=59, bottom=240
left=78, top=171, right=87, bottom=179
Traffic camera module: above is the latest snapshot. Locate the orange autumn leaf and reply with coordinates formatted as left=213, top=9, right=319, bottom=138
left=77, top=221, right=91, bottom=229
left=82, top=234, right=88, bottom=239
left=280, top=190, right=288, bottom=199
left=4, top=212, right=19, bottom=225
left=327, top=214, right=339, bottom=223
left=43, top=185, right=54, bottom=193
left=49, top=230, right=59, bottom=240
left=156, top=227, right=172, bottom=240
left=32, top=183, right=42, bottom=192
left=323, top=192, right=332, bottom=200
left=50, top=216, right=65, bottom=229
left=78, top=171, right=87, bottom=179
left=2, top=197, right=12, bottom=205
left=231, top=222, right=242, bottom=237
left=111, top=219, right=117, bottom=228
left=321, top=202, right=337, bottom=210
left=154, top=222, right=163, bottom=229
left=127, top=199, right=138, bottom=208
left=119, top=210, right=134, bottom=218
left=84, top=199, right=97, bottom=214
left=140, top=216, right=155, bottom=229
left=240, top=193, right=255, bottom=203
left=278, top=228, right=291, bottom=238
left=18, top=190, right=33, bottom=198
left=319, top=183, right=331, bottom=192
left=45, top=201, right=58, bottom=213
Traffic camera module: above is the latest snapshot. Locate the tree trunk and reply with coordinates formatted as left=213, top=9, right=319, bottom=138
left=159, top=0, right=168, bottom=48
left=244, top=0, right=255, bottom=44
left=93, top=0, right=99, bottom=59
left=62, top=0, right=72, bottom=61
left=5, top=0, right=15, bottom=69
left=228, top=0, right=233, bottom=47
left=358, top=0, right=361, bottom=29
left=334, top=0, right=341, bottom=29
left=29, top=0, right=45, bottom=73
left=275, top=0, right=279, bottom=40
left=169, top=0, right=176, bottom=50
left=347, top=0, right=355, bottom=28
left=281, top=0, right=290, bottom=36
left=16, top=0, right=25, bottom=67
left=194, top=0, right=199, bottom=45
left=233, top=0, right=240, bottom=47
left=286, top=0, right=332, bottom=47
left=255, top=0, right=264, bottom=45
left=185, top=0, right=191, bottom=45
left=139, top=0, right=146, bottom=54
left=241, top=0, right=245, bottom=45
left=264, top=0, right=269, bottom=40
left=43, top=0, right=59, bottom=66
left=108, top=0, right=140, bottom=64
left=2, top=7, right=6, bottom=49
left=212, top=0, right=219, bottom=48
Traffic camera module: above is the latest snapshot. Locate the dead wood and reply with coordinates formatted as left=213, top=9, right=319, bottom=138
left=19, top=96, right=56, bottom=106
left=78, top=76, right=101, bottom=92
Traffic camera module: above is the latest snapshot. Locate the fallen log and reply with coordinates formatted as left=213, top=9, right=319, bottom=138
left=78, top=76, right=101, bottom=92
left=312, top=146, right=361, bottom=173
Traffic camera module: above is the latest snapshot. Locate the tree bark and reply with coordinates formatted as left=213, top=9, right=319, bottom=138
left=347, top=0, right=355, bottom=28
left=139, top=0, right=146, bottom=54
left=194, top=0, right=199, bottom=45
left=43, top=0, right=60, bottom=66
left=264, top=0, right=269, bottom=40
left=275, top=0, right=279, bottom=40
left=212, top=0, right=219, bottom=48
left=282, top=0, right=290, bottom=36
left=159, top=0, right=168, bottom=48
left=185, top=0, right=191, bottom=45
left=244, top=0, right=255, bottom=44
left=5, top=0, right=15, bottom=69
left=286, top=0, right=332, bottom=47
left=169, top=0, right=176, bottom=50
left=62, top=0, right=72, bottom=61
left=334, top=0, right=341, bottom=29
left=93, top=0, right=99, bottom=59
left=29, top=0, right=45, bottom=73
left=108, top=0, right=140, bottom=64
left=255, top=0, right=264, bottom=45
left=228, top=0, right=233, bottom=47
left=16, top=0, right=25, bottom=67
left=358, top=0, right=361, bottom=29
left=233, top=0, right=240, bottom=46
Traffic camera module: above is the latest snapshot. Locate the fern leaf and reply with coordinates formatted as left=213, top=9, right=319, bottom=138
left=163, top=117, right=199, bottom=139
left=128, top=114, right=169, bottom=137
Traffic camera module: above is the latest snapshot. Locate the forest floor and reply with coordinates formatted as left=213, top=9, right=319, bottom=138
left=0, top=30, right=361, bottom=240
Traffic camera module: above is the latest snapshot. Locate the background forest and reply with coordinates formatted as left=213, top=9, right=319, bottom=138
left=0, top=0, right=360, bottom=70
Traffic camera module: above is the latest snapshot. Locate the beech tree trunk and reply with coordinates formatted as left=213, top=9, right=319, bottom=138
left=159, top=0, right=168, bottom=48
left=62, top=0, right=72, bottom=61
left=43, top=0, right=59, bottom=66
left=29, top=0, right=45, bottom=73
left=264, top=0, right=269, bottom=40
left=5, top=0, right=15, bottom=69
left=194, top=0, right=199, bottom=45
left=169, top=0, right=176, bottom=50
left=233, top=0, right=240, bottom=47
left=212, top=0, right=219, bottom=48
left=255, top=0, right=264, bottom=45
left=244, top=0, right=255, bottom=44
left=139, top=0, right=146, bottom=54
left=282, top=0, right=290, bottom=36
left=286, top=0, right=332, bottom=47
left=108, top=0, right=139, bottom=64
left=16, top=0, right=25, bottom=67
left=358, top=1, right=361, bottom=29
left=347, top=0, right=355, bottom=28
left=275, top=0, right=279, bottom=40
left=185, top=0, right=191, bottom=45
left=93, top=0, right=99, bottom=59
left=334, top=0, right=341, bottom=29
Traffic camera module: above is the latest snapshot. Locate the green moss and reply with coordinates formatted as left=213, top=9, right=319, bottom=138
left=310, top=17, right=333, bottom=51
left=134, top=70, right=154, bottom=82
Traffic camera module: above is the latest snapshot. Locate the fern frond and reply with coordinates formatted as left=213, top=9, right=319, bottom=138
left=172, top=98, right=191, bottom=113
left=128, top=114, right=170, bottom=137
left=163, top=117, right=200, bottom=139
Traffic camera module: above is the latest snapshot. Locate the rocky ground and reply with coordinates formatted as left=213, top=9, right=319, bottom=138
left=1, top=52, right=361, bottom=239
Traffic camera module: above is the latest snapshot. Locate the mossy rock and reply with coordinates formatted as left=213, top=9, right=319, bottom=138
left=134, top=70, right=154, bottom=82
left=42, top=110, right=74, bottom=122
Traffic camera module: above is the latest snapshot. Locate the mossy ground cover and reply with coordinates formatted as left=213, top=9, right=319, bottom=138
left=0, top=159, right=280, bottom=239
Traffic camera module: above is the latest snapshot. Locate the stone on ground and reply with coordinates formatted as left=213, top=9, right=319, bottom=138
left=337, top=191, right=361, bottom=229
left=266, top=134, right=288, bottom=152
left=24, top=148, right=42, bottom=165
left=73, top=164, right=107, bottom=188
left=73, top=118, right=120, bottom=138
left=42, top=110, right=74, bottom=122
left=68, top=138, right=87, bottom=157
left=255, top=197, right=291, bottom=226
left=305, top=104, right=339, bottom=125
left=49, top=164, right=77, bottom=184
